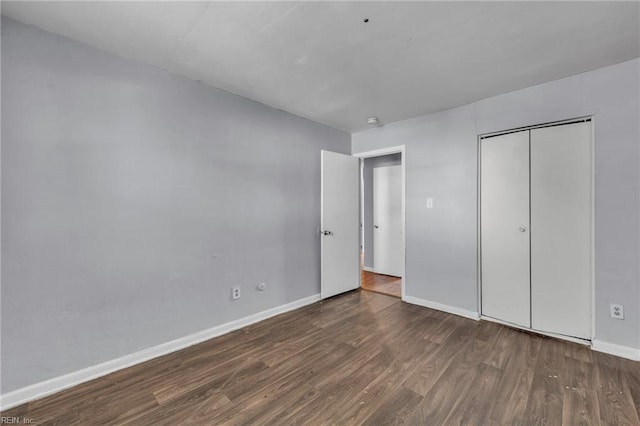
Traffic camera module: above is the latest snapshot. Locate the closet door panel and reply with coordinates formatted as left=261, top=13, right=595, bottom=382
left=530, top=122, right=591, bottom=339
left=481, top=130, right=531, bottom=328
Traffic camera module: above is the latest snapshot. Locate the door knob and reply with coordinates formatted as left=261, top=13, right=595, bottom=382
left=519, top=226, right=527, bottom=233
left=321, top=230, right=333, bottom=236
left=374, top=225, right=379, bottom=229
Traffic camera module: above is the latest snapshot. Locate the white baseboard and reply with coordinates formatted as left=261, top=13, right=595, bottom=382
left=0, top=294, right=321, bottom=411
left=362, top=266, right=376, bottom=273
left=403, top=296, right=480, bottom=321
left=592, top=339, right=640, bottom=361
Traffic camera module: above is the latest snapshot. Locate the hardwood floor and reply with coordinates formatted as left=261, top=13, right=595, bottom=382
left=361, top=270, right=401, bottom=298
left=3, top=290, right=639, bottom=425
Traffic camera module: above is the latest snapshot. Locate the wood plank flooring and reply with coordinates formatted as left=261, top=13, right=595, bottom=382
left=3, top=290, right=639, bottom=425
left=361, top=270, right=401, bottom=298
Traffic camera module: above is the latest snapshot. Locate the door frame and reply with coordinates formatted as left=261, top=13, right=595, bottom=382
left=476, top=116, right=595, bottom=344
left=353, top=145, right=406, bottom=300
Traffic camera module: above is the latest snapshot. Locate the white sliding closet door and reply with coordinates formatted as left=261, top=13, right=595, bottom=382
left=530, top=122, right=591, bottom=339
left=481, top=131, right=531, bottom=328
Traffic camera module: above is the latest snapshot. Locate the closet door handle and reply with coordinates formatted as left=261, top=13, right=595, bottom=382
left=519, top=226, right=527, bottom=233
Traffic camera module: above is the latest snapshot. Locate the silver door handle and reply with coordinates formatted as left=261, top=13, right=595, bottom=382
left=322, top=230, right=333, bottom=236
left=374, top=225, right=379, bottom=229
left=519, top=227, right=527, bottom=233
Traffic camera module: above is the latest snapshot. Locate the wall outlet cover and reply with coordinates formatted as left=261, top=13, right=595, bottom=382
left=232, top=286, right=241, bottom=300
left=610, top=303, right=624, bottom=320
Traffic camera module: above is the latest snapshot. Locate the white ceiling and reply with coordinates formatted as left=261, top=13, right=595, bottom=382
left=2, top=1, right=639, bottom=132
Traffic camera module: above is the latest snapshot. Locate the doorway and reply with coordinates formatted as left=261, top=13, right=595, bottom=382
left=355, top=146, right=406, bottom=299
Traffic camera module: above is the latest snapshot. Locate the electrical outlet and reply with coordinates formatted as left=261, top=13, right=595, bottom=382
left=257, top=282, right=267, bottom=291
left=231, top=286, right=241, bottom=300
left=610, top=303, right=624, bottom=320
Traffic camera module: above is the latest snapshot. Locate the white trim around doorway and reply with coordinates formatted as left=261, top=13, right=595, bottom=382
left=353, top=145, right=406, bottom=300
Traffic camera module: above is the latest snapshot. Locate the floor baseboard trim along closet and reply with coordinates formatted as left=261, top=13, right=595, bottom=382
left=403, top=296, right=481, bottom=321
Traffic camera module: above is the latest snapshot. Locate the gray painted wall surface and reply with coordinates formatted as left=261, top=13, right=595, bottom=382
left=353, top=59, right=640, bottom=350
left=362, top=154, right=401, bottom=268
left=0, top=17, right=350, bottom=393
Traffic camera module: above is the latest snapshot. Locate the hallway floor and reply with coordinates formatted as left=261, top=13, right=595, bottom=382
left=361, top=269, right=401, bottom=298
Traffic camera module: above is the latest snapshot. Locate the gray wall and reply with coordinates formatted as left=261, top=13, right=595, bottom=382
left=362, top=154, right=401, bottom=268
left=0, top=17, right=350, bottom=393
left=353, top=59, right=640, bottom=351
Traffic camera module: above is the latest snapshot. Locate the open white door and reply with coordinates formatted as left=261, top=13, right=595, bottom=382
left=321, top=150, right=360, bottom=299
left=373, top=165, right=403, bottom=277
